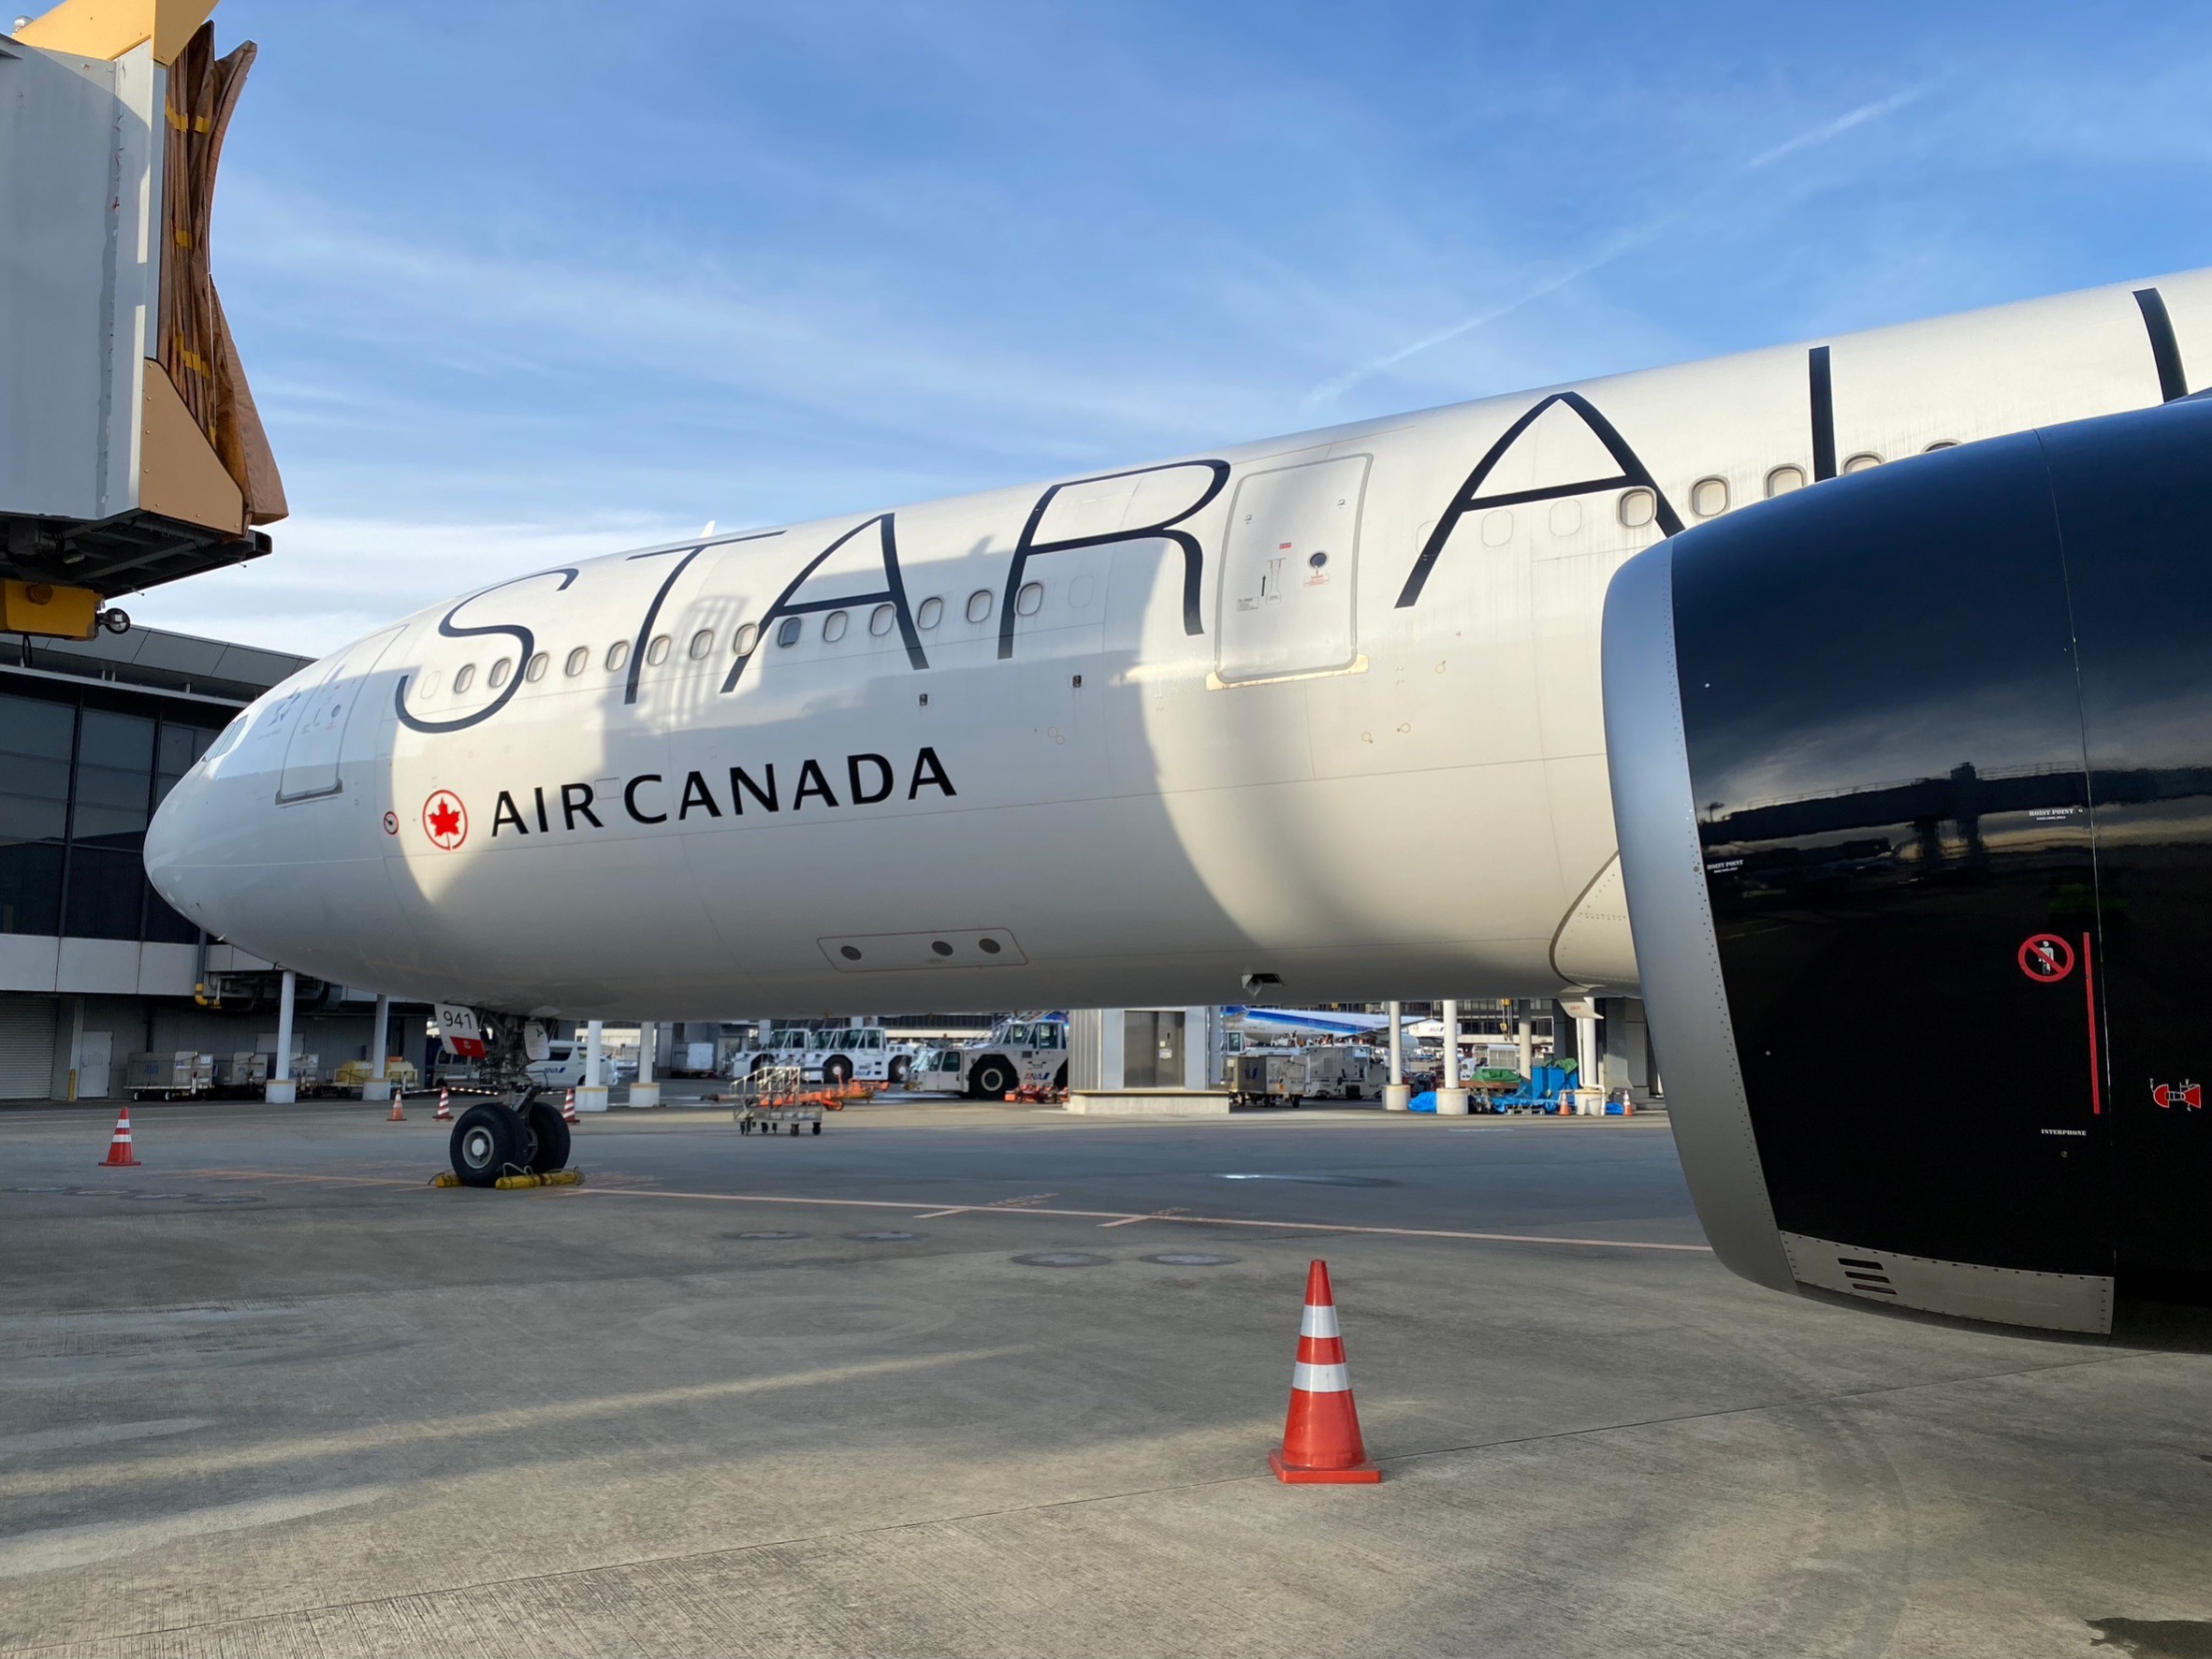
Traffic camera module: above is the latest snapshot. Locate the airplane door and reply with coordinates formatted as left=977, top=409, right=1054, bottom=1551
left=277, top=630, right=400, bottom=803
left=1215, top=455, right=1369, bottom=684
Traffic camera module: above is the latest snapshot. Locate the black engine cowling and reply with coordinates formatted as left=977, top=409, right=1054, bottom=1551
left=1605, top=396, right=2212, bottom=1341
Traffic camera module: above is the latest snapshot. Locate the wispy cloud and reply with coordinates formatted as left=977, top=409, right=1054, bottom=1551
left=1302, top=80, right=1946, bottom=411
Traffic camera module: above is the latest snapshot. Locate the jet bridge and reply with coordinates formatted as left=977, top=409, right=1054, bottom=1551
left=0, top=0, right=283, bottom=637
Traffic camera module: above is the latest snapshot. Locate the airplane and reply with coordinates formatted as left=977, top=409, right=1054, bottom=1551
left=1228, top=1007, right=1396, bottom=1039
left=143, top=271, right=2212, bottom=1343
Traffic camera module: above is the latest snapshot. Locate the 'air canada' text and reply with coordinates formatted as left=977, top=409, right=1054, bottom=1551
left=488, top=747, right=957, bottom=837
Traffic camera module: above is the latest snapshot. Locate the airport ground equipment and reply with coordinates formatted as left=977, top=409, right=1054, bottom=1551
left=898, top=1015, right=1070, bottom=1098
left=729, top=1022, right=908, bottom=1087
left=1270, top=1260, right=1378, bottom=1485
left=124, top=1050, right=211, bottom=1099
left=738, top=1103, right=824, bottom=1137
left=2, top=1, right=284, bottom=634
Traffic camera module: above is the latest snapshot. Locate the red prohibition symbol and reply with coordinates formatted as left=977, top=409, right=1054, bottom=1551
left=422, top=790, right=468, bottom=851
left=2018, top=932, right=2075, bottom=983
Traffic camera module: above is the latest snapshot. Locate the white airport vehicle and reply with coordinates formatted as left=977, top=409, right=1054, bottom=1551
left=729, top=1023, right=906, bottom=1086
left=909, top=1015, right=1069, bottom=1098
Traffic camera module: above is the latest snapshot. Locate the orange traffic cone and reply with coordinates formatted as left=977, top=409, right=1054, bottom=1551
left=434, top=1087, right=452, bottom=1122
left=1269, top=1259, right=1379, bottom=1483
left=561, top=1088, right=579, bottom=1125
left=99, top=1105, right=139, bottom=1168
left=387, top=1091, right=406, bottom=1122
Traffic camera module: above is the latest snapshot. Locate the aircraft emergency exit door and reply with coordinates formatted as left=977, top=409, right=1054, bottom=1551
left=1215, top=455, right=1370, bottom=684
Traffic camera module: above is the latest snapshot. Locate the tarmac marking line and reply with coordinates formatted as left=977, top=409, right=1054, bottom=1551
left=174, top=1169, right=1710, bottom=1252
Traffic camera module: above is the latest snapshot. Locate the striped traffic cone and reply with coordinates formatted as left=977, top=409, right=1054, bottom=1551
left=434, top=1087, right=452, bottom=1122
left=387, top=1091, right=406, bottom=1122
left=1269, top=1259, right=1379, bottom=1483
left=99, top=1105, right=139, bottom=1168
left=561, top=1087, right=579, bottom=1125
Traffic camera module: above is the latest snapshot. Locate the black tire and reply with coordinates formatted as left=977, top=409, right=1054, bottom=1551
left=450, top=1103, right=524, bottom=1187
left=522, top=1099, right=570, bottom=1172
left=789, top=1122, right=801, bottom=1137
left=1053, top=1062, right=1069, bottom=1089
left=969, top=1056, right=1016, bottom=1099
left=888, top=1055, right=910, bottom=1084
left=750, top=1055, right=773, bottom=1075
left=823, top=1055, right=853, bottom=1086
left=810, top=1122, right=822, bottom=1135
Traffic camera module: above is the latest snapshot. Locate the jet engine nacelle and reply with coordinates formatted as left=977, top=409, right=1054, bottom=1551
left=1605, top=397, right=2212, bottom=1343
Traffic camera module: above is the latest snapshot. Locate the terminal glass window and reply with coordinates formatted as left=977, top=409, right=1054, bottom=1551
left=66, top=709, right=154, bottom=940
left=0, top=692, right=72, bottom=935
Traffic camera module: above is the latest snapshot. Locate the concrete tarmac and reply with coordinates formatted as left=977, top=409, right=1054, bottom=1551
left=1, top=1099, right=2207, bottom=1657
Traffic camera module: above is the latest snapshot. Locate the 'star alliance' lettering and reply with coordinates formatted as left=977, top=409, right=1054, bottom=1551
left=489, top=747, right=955, bottom=837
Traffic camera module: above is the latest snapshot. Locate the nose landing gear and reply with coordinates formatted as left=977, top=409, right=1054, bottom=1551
left=448, top=1090, right=574, bottom=1187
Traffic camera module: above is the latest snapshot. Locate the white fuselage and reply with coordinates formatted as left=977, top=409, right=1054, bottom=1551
left=146, top=271, right=2212, bottom=1019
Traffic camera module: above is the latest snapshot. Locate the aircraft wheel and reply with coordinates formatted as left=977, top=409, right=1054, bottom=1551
left=522, top=1099, right=570, bottom=1172
left=450, top=1103, right=523, bottom=1187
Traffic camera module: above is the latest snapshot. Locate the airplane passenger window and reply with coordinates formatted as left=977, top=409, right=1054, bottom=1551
left=1480, top=509, right=1513, bottom=546
left=488, top=659, right=513, bottom=689
left=526, top=652, right=548, bottom=683
left=454, top=664, right=476, bottom=693
left=1070, top=574, right=1096, bottom=607
left=1843, top=451, right=1883, bottom=473
left=1016, top=582, right=1043, bottom=617
left=564, top=647, right=589, bottom=677
left=917, top=597, right=944, bottom=630
left=647, top=634, right=672, bottom=666
left=822, top=610, right=849, bottom=643
left=1548, top=499, right=1582, bottom=537
left=688, top=629, right=714, bottom=660
left=734, top=622, right=760, bottom=656
left=605, top=640, right=630, bottom=672
left=1691, top=477, right=1729, bottom=517
left=1619, top=488, right=1657, bottom=529
left=868, top=604, right=895, bottom=636
left=777, top=616, right=803, bottom=648
left=966, top=590, right=993, bottom=623
left=419, top=670, right=443, bottom=698
left=1765, top=465, right=1806, bottom=498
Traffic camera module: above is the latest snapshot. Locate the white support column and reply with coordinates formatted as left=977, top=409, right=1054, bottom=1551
left=1383, top=1000, right=1410, bottom=1111
left=1517, top=1008, right=1534, bottom=1078
left=266, top=969, right=298, bottom=1102
left=1182, top=1007, right=1209, bottom=1090
left=1577, top=1011, right=1601, bottom=1113
left=363, top=994, right=392, bottom=1101
left=577, top=1018, right=609, bottom=1112
left=629, top=1022, right=661, bottom=1108
left=1435, top=997, right=1468, bottom=1114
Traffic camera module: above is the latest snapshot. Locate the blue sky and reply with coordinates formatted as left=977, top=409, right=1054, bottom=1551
left=122, top=0, right=2212, bottom=650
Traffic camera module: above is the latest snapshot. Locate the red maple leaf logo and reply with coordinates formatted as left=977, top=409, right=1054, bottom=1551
left=422, top=792, right=468, bottom=849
